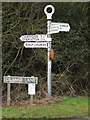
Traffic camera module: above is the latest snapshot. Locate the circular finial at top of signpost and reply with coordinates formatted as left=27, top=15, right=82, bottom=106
left=44, top=5, right=55, bottom=20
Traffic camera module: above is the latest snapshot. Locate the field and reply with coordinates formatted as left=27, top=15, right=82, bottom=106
left=1, top=97, right=88, bottom=119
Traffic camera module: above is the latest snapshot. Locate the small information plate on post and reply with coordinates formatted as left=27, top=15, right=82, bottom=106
left=28, top=83, right=35, bottom=95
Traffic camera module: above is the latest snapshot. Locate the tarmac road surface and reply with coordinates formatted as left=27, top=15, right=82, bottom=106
left=51, top=117, right=89, bottom=120
left=59, top=117, right=89, bottom=120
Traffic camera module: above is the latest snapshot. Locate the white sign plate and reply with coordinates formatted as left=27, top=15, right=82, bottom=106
left=20, top=34, right=51, bottom=42
left=49, top=23, right=60, bottom=34
left=49, top=61, right=52, bottom=68
left=24, top=42, right=48, bottom=48
left=49, top=22, right=70, bottom=34
left=4, top=76, right=38, bottom=84
left=28, top=83, right=35, bottom=95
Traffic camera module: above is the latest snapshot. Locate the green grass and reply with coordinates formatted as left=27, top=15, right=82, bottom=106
left=2, top=97, right=88, bottom=118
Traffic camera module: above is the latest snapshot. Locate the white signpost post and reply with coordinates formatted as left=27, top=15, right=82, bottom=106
left=44, top=5, right=70, bottom=96
left=19, top=5, right=70, bottom=97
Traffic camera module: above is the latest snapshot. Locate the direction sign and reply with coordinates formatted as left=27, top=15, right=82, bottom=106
left=4, top=76, right=38, bottom=84
left=49, top=22, right=70, bottom=34
left=20, top=34, right=51, bottom=42
left=24, top=42, right=48, bottom=48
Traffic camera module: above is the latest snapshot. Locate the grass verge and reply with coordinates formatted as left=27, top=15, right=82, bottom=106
left=1, top=97, right=88, bottom=118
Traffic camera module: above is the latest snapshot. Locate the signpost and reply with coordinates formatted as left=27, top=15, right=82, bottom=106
left=4, top=75, right=38, bottom=105
left=3, top=4, right=71, bottom=106
left=19, top=4, right=70, bottom=97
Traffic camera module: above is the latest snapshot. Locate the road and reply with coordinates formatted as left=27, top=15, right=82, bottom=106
left=62, top=118, right=89, bottom=120
left=52, top=118, right=89, bottom=120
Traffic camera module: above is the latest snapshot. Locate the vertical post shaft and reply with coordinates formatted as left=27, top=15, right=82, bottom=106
left=44, top=4, right=55, bottom=97
left=47, top=20, right=52, bottom=97
left=7, top=83, right=10, bottom=106
left=30, top=95, right=33, bottom=105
